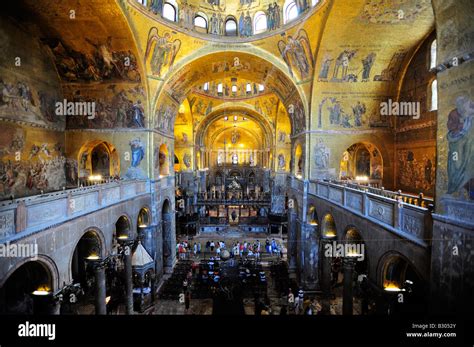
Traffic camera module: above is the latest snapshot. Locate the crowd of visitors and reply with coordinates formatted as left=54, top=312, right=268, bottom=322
left=176, top=238, right=284, bottom=259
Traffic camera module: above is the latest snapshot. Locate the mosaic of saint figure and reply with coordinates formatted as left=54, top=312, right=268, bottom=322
left=447, top=96, right=474, bottom=195
left=130, top=139, right=145, bottom=167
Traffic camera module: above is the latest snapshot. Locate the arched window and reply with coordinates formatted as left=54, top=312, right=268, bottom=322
left=225, top=18, right=238, bottom=36
left=284, top=0, right=298, bottom=24
left=217, top=83, right=223, bottom=94
left=246, top=83, right=252, bottom=94
left=163, top=2, right=177, bottom=21
left=194, top=15, right=207, bottom=29
left=430, top=39, right=437, bottom=70
left=137, top=0, right=147, bottom=6
left=430, top=79, right=438, bottom=111
left=312, top=0, right=320, bottom=6
left=203, top=82, right=209, bottom=91
left=254, top=11, right=267, bottom=34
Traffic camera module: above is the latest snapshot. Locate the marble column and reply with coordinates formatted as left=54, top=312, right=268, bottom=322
left=123, top=244, right=134, bottom=315
left=287, top=211, right=298, bottom=270
left=302, top=223, right=319, bottom=290
left=343, top=257, right=356, bottom=315
left=320, top=237, right=333, bottom=314
left=94, top=261, right=107, bottom=315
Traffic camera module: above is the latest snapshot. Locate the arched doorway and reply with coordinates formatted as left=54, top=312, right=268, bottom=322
left=294, top=144, right=303, bottom=177
left=319, top=213, right=340, bottom=295
left=0, top=261, right=54, bottom=314
left=138, top=207, right=155, bottom=259
left=344, top=226, right=367, bottom=275
left=70, top=230, right=103, bottom=313
left=321, top=213, right=337, bottom=238
left=339, top=142, right=383, bottom=185
left=115, top=216, right=131, bottom=241
left=138, top=207, right=150, bottom=228
left=380, top=254, right=425, bottom=314
left=91, top=143, right=110, bottom=177
left=78, top=141, right=120, bottom=183
left=307, top=205, right=318, bottom=225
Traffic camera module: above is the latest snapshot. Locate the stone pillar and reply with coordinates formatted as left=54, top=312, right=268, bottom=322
left=302, top=223, right=319, bottom=290
left=428, top=1, right=474, bottom=311
left=123, top=244, right=134, bottom=315
left=200, top=149, right=205, bottom=169
left=162, top=211, right=176, bottom=272
left=343, top=257, right=355, bottom=315
left=320, top=237, right=333, bottom=314
left=156, top=221, right=164, bottom=276
left=287, top=211, right=298, bottom=270
left=94, top=261, right=107, bottom=315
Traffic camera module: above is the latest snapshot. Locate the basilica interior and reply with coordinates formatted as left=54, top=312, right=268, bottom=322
left=0, top=0, right=473, bottom=319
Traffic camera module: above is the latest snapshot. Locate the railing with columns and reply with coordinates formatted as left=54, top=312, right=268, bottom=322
left=0, top=179, right=150, bottom=243
left=325, top=180, right=434, bottom=208
left=308, top=180, right=433, bottom=247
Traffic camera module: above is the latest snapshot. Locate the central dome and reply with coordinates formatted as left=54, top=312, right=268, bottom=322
left=187, top=0, right=283, bottom=13
left=133, top=0, right=322, bottom=40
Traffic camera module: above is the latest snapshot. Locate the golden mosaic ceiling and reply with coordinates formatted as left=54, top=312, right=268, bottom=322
left=163, top=51, right=297, bottom=104
left=186, top=0, right=287, bottom=15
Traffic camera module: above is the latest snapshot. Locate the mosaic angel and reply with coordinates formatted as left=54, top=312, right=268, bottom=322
left=278, top=29, right=314, bottom=80
left=145, top=28, right=181, bottom=77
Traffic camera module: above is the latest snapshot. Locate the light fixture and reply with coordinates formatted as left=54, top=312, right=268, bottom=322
left=86, top=254, right=100, bottom=261
left=88, top=175, right=103, bottom=181
left=106, top=296, right=111, bottom=304
left=355, top=176, right=369, bottom=181
left=324, top=231, right=336, bottom=238
left=117, top=235, right=129, bottom=240
left=32, top=286, right=51, bottom=296
left=383, top=281, right=405, bottom=292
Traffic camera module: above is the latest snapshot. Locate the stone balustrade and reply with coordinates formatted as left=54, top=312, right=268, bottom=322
left=308, top=180, right=433, bottom=247
left=0, top=179, right=150, bottom=242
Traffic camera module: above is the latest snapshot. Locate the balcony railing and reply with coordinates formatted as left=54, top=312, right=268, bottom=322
left=329, top=180, right=434, bottom=208
left=308, top=180, right=433, bottom=247
left=0, top=179, right=150, bottom=242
